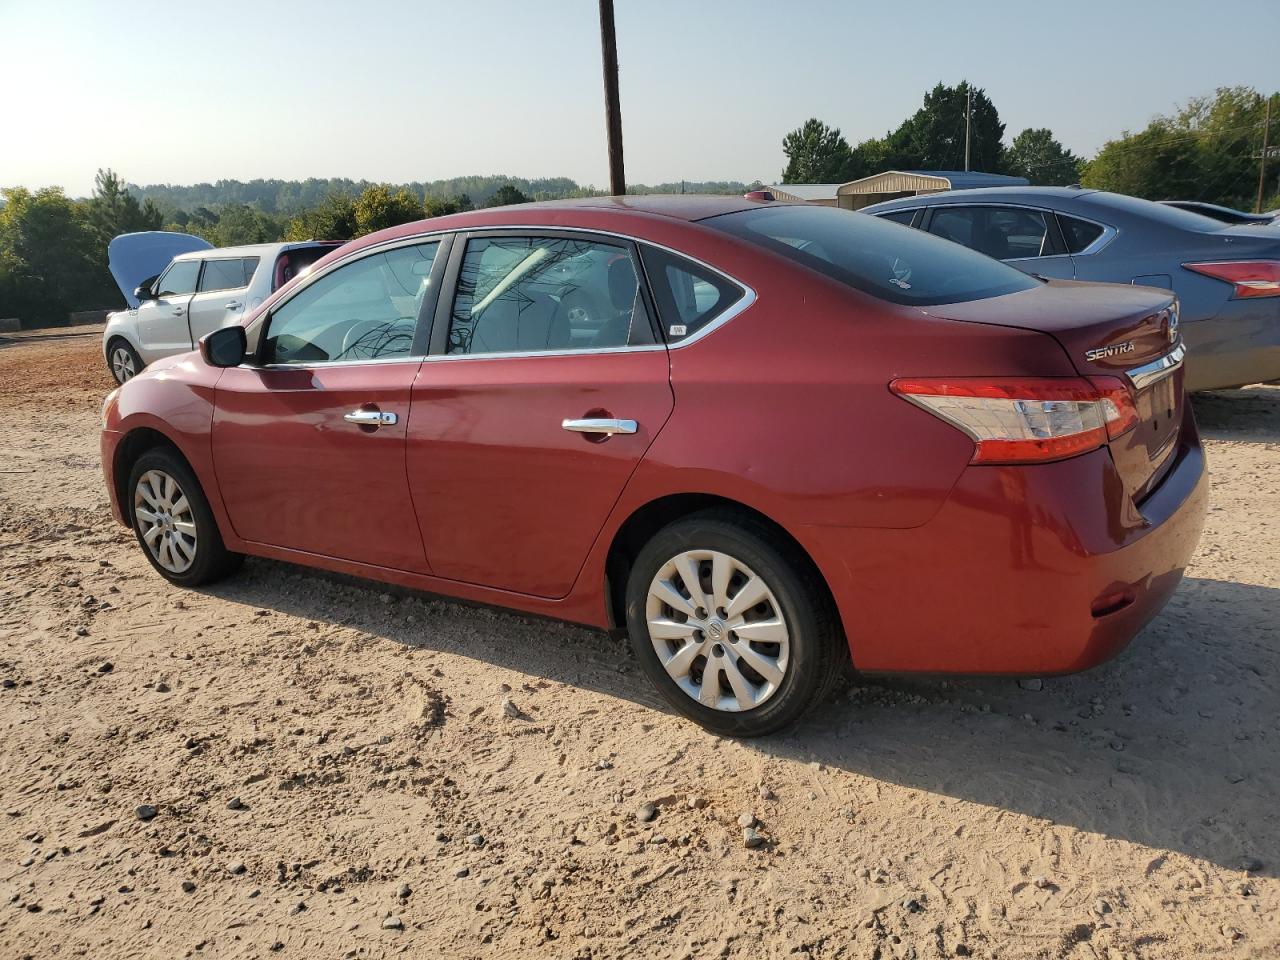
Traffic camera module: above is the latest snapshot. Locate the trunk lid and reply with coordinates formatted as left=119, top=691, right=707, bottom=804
left=930, top=280, right=1184, bottom=499
left=108, top=231, right=212, bottom=307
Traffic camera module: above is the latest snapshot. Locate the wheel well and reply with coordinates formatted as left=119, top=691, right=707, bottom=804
left=603, top=494, right=839, bottom=636
left=113, top=428, right=187, bottom=523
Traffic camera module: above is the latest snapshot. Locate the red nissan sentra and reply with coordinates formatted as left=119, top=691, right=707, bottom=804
left=100, top=196, right=1207, bottom=736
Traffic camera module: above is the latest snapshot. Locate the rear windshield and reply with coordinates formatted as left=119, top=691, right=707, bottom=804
left=704, top=205, right=1038, bottom=306
left=273, top=244, right=341, bottom=291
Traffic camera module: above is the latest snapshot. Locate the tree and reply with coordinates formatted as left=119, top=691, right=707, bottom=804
left=285, top=193, right=359, bottom=241
left=781, top=119, right=857, bottom=183
left=484, top=184, right=531, bottom=207
left=0, top=187, right=104, bottom=325
left=86, top=168, right=162, bottom=249
left=886, top=81, right=1005, bottom=172
left=1082, top=87, right=1276, bottom=208
left=1005, top=128, right=1083, bottom=185
left=423, top=194, right=471, bottom=218
left=353, top=184, right=423, bottom=234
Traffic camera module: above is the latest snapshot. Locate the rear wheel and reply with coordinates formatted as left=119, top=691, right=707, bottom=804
left=128, top=448, right=243, bottom=587
left=107, top=338, right=143, bottom=385
left=624, top=510, right=843, bottom=736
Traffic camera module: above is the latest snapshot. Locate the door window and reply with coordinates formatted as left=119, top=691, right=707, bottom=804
left=199, top=257, right=258, bottom=292
left=262, top=242, right=439, bottom=364
left=928, top=206, right=1053, bottom=259
left=640, top=246, right=744, bottom=343
left=447, top=236, right=654, bottom=355
left=155, top=260, right=201, bottom=298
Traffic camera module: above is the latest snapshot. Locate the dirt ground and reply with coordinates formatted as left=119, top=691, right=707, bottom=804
left=1, top=326, right=1277, bottom=960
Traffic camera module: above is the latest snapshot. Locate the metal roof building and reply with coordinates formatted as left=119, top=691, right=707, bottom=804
left=770, top=170, right=1030, bottom=210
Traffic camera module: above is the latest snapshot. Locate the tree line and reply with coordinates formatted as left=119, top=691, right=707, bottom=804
left=782, top=82, right=1278, bottom=213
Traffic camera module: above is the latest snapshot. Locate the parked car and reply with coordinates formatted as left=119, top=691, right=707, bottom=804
left=100, top=197, right=1206, bottom=736
left=862, top=187, right=1280, bottom=390
left=1159, top=200, right=1277, bottom=225
left=103, top=236, right=340, bottom=384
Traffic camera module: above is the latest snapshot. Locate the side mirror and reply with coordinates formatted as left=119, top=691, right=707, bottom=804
left=134, top=282, right=157, bottom=302
left=200, top=325, right=247, bottom=368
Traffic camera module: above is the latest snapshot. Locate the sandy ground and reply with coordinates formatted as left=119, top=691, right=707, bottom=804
left=1, top=326, right=1277, bottom=960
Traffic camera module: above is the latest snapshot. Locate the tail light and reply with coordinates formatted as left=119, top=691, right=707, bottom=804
left=1183, top=260, right=1280, bottom=299
left=889, top=376, right=1138, bottom=464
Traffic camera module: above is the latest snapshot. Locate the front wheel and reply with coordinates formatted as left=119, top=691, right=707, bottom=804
left=128, top=448, right=243, bottom=587
left=107, top=338, right=143, bottom=385
left=624, top=510, right=844, bottom=737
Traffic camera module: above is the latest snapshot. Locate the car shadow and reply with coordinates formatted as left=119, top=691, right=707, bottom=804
left=1191, top=385, right=1280, bottom=443
left=204, top=563, right=1279, bottom=876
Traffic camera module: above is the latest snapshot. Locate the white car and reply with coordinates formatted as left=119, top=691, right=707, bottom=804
left=103, top=233, right=340, bottom=383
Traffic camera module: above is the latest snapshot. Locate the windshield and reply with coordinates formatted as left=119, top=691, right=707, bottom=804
left=703, top=204, right=1038, bottom=306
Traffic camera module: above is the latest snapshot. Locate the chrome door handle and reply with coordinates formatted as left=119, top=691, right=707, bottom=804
left=561, top=418, right=637, bottom=436
left=224, top=300, right=243, bottom=310
left=344, top=409, right=398, bottom=426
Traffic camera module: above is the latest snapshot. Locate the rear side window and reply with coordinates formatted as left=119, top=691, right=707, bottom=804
left=154, top=260, right=201, bottom=298
left=640, top=246, right=743, bottom=342
left=199, top=257, right=258, bottom=292
left=274, top=246, right=337, bottom=291
left=705, top=205, right=1037, bottom=306
left=877, top=209, right=918, bottom=226
left=1058, top=216, right=1106, bottom=254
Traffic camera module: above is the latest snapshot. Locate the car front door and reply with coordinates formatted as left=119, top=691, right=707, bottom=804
left=406, top=231, right=676, bottom=599
left=189, top=256, right=257, bottom=343
left=925, top=205, right=1077, bottom=280
left=211, top=238, right=448, bottom=571
left=136, top=258, right=201, bottom=355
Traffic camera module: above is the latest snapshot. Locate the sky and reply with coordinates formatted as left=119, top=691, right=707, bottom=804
left=1, top=0, right=1276, bottom=197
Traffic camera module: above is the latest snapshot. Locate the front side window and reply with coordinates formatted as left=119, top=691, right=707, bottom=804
left=263, top=242, right=439, bottom=364
left=1058, top=215, right=1106, bottom=254
left=447, top=236, right=654, bottom=355
left=640, top=246, right=743, bottom=342
left=705, top=204, right=1037, bottom=307
left=199, top=257, right=258, bottom=293
left=155, top=260, right=201, bottom=298
left=928, top=206, right=1052, bottom=260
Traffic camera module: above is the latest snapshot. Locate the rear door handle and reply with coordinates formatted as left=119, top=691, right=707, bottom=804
left=225, top=300, right=243, bottom=310
left=561, top=418, right=637, bottom=436
left=344, top=409, right=398, bottom=426
left=172, top=306, right=185, bottom=316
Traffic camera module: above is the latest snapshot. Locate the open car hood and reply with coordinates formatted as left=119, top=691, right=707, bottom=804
left=108, top=231, right=212, bottom=307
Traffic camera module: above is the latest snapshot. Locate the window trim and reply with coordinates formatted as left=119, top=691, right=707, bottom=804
left=250, top=235, right=452, bottom=369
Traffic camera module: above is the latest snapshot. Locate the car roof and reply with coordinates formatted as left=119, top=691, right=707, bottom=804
left=173, top=240, right=335, bottom=261
left=864, top=186, right=1100, bottom=212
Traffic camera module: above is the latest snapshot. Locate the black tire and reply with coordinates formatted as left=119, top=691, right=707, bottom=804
left=624, top=509, right=844, bottom=737
left=127, top=447, right=243, bottom=587
left=107, top=337, right=144, bottom=385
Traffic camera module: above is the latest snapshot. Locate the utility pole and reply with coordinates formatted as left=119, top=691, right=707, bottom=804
left=598, top=0, right=626, bottom=196
left=964, top=86, right=972, bottom=172
left=1258, top=94, right=1273, bottom=214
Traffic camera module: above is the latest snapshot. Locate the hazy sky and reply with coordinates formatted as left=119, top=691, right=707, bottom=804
left=2, top=0, right=1276, bottom=197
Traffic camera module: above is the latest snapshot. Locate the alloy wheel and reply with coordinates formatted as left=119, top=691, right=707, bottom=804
left=645, top=549, right=791, bottom=712
left=111, top=346, right=137, bottom=383
left=134, top=469, right=198, bottom=574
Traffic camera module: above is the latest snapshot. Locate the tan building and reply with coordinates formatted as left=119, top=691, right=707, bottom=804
left=769, top=170, right=1029, bottom=210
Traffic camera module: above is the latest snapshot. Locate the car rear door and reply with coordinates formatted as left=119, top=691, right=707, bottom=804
left=211, top=238, right=448, bottom=571
left=188, top=256, right=258, bottom=343
left=136, top=258, right=201, bottom=354
left=405, top=230, right=675, bottom=599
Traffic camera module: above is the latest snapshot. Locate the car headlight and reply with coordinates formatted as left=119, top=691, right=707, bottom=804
left=102, top=388, right=120, bottom=429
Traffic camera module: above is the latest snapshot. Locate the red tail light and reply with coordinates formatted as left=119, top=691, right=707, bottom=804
left=889, top=376, right=1138, bottom=464
left=1183, top=260, right=1280, bottom=299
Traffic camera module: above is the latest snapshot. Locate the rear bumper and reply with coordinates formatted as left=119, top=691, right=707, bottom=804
left=800, top=405, right=1208, bottom=675
left=1182, top=300, right=1280, bottom=390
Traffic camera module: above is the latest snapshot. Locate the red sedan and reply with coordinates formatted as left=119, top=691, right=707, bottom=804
left=100, top=196, right=1207, bottom=736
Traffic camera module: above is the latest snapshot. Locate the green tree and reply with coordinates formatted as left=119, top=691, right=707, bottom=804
left=1005, top=128, right=1083, bottom=185
left=285, top=193, right=359, bottom=241
left=781, top=119, right=858, bottom=183
left=86, top=168, right=162, bottom=249
left=0, top=187, right=104, bottom=325
left=353, top=184, right=424, bottom=234
left=207, top=205, right=285, bottom=246
left=423, top=194, right=471, bottom=218
left=1082, top=87, right=1276, bottom=209
left=484, top=184, right=531, bottom=207
left=886, top=81, right=1005, bottom=172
